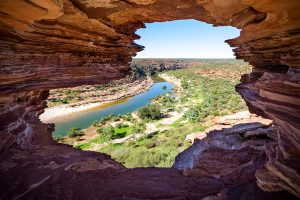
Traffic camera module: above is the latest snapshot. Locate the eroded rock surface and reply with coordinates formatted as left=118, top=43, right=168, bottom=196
left=0, top=0, right=300, bottom=199
left=174, top=116, right=274, bottom=173
left=174, top=118, right=298, bottom=199
left=185, top=111, right=272, bottom=143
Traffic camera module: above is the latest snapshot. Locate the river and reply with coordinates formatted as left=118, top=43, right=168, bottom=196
left=52, top=81, right=174, bottom=138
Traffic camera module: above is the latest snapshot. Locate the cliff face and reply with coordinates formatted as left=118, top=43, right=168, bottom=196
left=0, top=0, right=299, bottom=199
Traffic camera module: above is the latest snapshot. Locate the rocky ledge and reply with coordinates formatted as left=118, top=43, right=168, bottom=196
left=1, top=121, right=298, bottom=199
left=0, top=0, right=300, bottom=199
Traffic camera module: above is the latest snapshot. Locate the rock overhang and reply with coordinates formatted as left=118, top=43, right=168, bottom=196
left=0, top=0, right=300, bottom=199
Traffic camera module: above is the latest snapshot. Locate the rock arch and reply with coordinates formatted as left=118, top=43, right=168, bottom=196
left=0, top=0, right=299, bottom=199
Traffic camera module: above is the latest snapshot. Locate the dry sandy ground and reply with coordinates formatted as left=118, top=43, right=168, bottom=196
left=40, top=101, right=113, bottom=123
left=158, top=73, right=182, bottom=88
left=145, top=109, right=187, bottom=135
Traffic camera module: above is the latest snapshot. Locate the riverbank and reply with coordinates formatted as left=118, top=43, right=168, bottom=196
left=57, top=75, right=182, bottom=146
left=58, top=61, right=252, bottom=168
left=158, top=73, right=182, bottom=88
left=40, top=77, right=153, bottom=123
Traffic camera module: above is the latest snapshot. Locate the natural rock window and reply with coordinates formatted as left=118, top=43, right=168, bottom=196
left=38, top=20, right=261, bottom=170
left=0, top=1, right=299, bottom=199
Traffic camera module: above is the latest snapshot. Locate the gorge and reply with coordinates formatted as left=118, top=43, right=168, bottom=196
left=43, top=80, right=174, bottom=138
left=0, top=0, right=300, bottom=199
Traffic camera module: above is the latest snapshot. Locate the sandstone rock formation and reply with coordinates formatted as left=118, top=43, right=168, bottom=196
left=0, top=0, right=299, bottom=199
left=174, top=116, right=274, bottom=174
left=174, top=121, right=279, bottom=199
left=185, top=111, right=274, bottom=143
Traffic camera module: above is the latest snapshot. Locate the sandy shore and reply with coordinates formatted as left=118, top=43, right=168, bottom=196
left=40, top=77, right=153, bottom=123
left=40, top=75, right=180, bottom=123
left=158, top=73, right=182, bottom=88
left=40, top=101, right=113, bottom=123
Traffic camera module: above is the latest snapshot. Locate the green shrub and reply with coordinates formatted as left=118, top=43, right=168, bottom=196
left=111, top=114, right=121, bottom=122
left=124, top=113, right=133, bottom=121
left=184, top=105, right=201, bottom=122
left=137, top=104, right=161, bottom=120
left=62, top=99, right=69, bottom=104
left=104, top=125, right=115, bottom=136
left=145, top=140, right=157, bottom=149
left=67, top=127, right=82, bottom=138
left=112, top=132, right=126, bottom=139
left=133, top=123, right=145, bottom=134
left=162, top=85, right=167, bottom=90
left=96, top=127, right=103, bottom=134
left=95, top=85, right=106, bottom=90
left=181, top=80, right=189, bottom=89
left=49, top=98, right=69, bottom=104
left=113, top=147, right=167, bottom=168
left=158, top=95, right=176, bottom=107
left=92, top=120, right=99, bottom=127
left=98, top=115, right=111, bottom=124
left=97, top=125, right=114, bottom=138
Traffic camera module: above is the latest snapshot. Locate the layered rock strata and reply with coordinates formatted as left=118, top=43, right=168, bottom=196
left=174, top=114, right=274, bottom=174
left=0, top=0, right=300, bottom=199
left=237, top=67, right=300, bottom=197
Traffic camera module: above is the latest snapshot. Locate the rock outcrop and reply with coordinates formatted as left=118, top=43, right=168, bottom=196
left=174, top=115, right=274, bottom=175
left=185, top=111, right=272, bottom=143
left=0, top=0, right=299, bottom=199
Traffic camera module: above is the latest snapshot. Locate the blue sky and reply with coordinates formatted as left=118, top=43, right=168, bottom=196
left=134, top=20, right=240, bottom=58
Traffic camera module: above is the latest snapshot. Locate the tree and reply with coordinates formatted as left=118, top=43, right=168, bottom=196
left=111, top=132, right=126, bottom=139
left=181, top=80, right=189, bottom=89
left=103, top=125, right=115, bottom=137
left=67, top=127, right=82, bottom=138
left=137, top=104, right=161, bottom=120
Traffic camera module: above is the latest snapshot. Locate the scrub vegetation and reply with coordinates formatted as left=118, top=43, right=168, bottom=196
left=62, top=60, right=251, bottom=168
